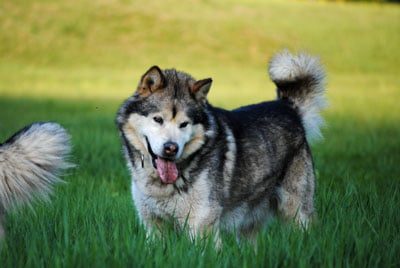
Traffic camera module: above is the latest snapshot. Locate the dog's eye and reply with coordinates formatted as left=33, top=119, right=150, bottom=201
left=179, top=121, right=189, bottom=128
left=153, top=116, right=163, bottom=125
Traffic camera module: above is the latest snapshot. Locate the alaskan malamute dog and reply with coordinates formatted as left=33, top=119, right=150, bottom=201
left=117, top=51, right=326, bottom=243
left=0, top=123, right=72, bottom=238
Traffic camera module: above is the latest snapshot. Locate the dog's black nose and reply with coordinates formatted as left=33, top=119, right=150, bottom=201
left=163, top=142, right=179, bottom=157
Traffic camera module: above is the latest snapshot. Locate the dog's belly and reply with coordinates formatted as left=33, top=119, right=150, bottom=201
left=220, top=197, right=275, bottom=233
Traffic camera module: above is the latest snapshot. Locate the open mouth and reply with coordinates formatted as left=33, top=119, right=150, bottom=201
left=145, top=136, right=179, bottom=184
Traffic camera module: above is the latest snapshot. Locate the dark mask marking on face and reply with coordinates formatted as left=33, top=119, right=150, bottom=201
left=173, top=70, right=179, bottom=99
left=172, top=105, right=177, bottom=119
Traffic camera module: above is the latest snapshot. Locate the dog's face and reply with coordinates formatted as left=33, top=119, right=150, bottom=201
left=117, top=66, right=213, bottom=184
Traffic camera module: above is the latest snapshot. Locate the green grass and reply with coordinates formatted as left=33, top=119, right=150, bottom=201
left=0, top=0, right=399, bottom=267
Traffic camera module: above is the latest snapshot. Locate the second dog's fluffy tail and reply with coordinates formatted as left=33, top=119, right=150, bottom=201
left=268, top=51, right=327, bottom=142
left=0, top=122, right=72, bottom=212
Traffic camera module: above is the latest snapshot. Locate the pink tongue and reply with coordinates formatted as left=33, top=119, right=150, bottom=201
left=155, top=158, right=178, bottom=184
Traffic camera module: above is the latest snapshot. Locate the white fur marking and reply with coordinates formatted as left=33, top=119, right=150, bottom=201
left=0, top=123, right=72, bottom=211
left=222, top=123, right=237, bottom=196
left=269, top=50, right=327, bottom=142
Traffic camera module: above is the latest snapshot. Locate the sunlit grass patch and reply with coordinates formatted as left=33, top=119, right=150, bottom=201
left=0, top=0, right=399, bottom=267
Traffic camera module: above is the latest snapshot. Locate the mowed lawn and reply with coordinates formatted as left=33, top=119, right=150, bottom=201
left=0, top=0, right=399, bottom=267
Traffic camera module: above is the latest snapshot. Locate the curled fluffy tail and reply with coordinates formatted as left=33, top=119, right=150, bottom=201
left=268, top=51, right=327, bottom=142
left=0, top=122, right=72, bottom=212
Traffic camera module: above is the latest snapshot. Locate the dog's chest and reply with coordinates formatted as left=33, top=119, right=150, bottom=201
left=132, top=170, right=213, bottom=222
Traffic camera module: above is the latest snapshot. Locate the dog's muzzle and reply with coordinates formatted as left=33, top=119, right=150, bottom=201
left=145, top=136, right=179, bottom=184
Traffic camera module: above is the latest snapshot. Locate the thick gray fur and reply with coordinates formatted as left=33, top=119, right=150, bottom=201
left=0, top=122, right=72, bottom=238
left=117, top=51, right=326, bottom=246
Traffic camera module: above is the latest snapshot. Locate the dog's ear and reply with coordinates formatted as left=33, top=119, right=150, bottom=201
left=191, top=78, right=212, bottom=101
left=135, top=66, right=165, bottom=97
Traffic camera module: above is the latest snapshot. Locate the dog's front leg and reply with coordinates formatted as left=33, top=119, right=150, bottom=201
left=141, top=215, right=164, bottom=240
left=135, top=202, right=164, bottom=240
left=186, top=213, right=222, bottom=249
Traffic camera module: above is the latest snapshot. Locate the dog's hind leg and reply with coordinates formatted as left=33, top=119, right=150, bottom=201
left=277, top=145, right=315, bottom=229
left=0, top=212, right=4, bottom=240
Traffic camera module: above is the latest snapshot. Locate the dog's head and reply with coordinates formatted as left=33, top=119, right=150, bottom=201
left=117, top=66, right=214, bottom=184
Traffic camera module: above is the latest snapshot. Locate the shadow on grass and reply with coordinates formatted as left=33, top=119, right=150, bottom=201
left=0, top=96, right=399, bottom=267
left=1, top=96, right=398, bottom=183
